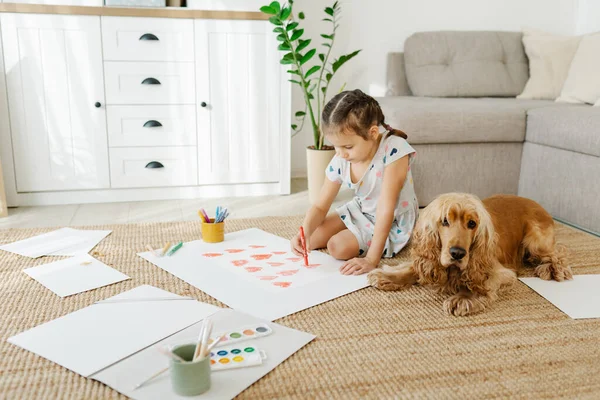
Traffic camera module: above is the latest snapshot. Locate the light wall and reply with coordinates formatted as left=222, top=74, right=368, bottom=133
left=290, top=0, right=594, bottom=177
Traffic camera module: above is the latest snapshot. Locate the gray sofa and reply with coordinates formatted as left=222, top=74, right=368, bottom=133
left=377, top=31, right=600, bottom=234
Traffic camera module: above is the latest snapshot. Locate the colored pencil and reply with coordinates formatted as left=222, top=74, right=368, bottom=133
left=299, top=227, right=309, bottom=267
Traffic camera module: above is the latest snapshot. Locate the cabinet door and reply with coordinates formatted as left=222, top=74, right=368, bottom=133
left=195, top=20, right=282, bottom=184
left=1, top=14, right=109, bottom=192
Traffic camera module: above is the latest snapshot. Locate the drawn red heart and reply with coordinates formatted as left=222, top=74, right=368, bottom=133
left=249, top=245, right=266, bottom=248
left=277, top=269, right=299, bottom=276
left=273, top=282, right=292, bottom=288
left=272, top=251, right=287, bottom=255
left=225, top=249, right=244, bottom=253
left=267, top=262, right=284, bottom=267
left=245, top=267, right=262, bottom=273
left=203, top=253, right=223, bottom=257
left=257, top=275, right=278, bottom=280
left=231, top=260, right=248, bottom=267
left=286, top=257, right=302, bottom=262
left=251, top=254, right=272, bottom=260
left=305, top=264, right=321, bottom=269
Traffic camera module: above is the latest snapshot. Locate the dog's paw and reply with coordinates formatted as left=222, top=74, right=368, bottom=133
left=443, top=294, right=486, bottom=317
left=367, top=270, right=402, bottom=291
left=535, top=263, right=573, bottom=282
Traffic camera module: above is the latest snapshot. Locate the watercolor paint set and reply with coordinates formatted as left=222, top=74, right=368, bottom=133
left=210, top=344, right=266, bottom=371
left=208, top=323, right=273, bottom=348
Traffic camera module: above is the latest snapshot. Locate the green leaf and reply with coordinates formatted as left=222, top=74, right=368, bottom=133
left=269, top=16, right=283, bottom=26
left=273, top=27, right=284, bottom=33
left=291, top=124, right=298, bottom=130
left=290, top=29, right=304, bottom=41
left=287, top=69, right=300, bottom=75
left=326, top=73, right=333, bottom=82
left=260, top=5, right=277, bottom=15
left=324, top=7, right=334, bottom=16
left=283, top=52, right=295, bottom=60
left=280, top=7, right=291, bottom=20
left=296, top=39, right=311, bottom=52
left=276, top=33, right=286, bottom=41
left=289, top=79, right=302, bottom=85
left=286, top=22, right=299, bottom=31
left=305, top=65, right=320, bottom=78
left=298, top=11, right=305, bottom=19
left=280, top=58, right=294, bottom=65
left=278, top=43, right=291, bottom=51
left=322, top=18, right=333, bottom=22
left=318, top=53, right=325, bottom=62
left=307, top=92, right=314, bottom=100
left=323, top=43, right=331, bottom=48
left=332, top=49, right=361, bottom=72
left=269, top=1, right=280, bottom=13
left=300, top=48, right=316, bottom=65
left=295, top=111, right=306, bottom=117
left=309, top=83, right=316, bottom=93
left=321, top=86, right=327, bottom=94
left=333, top=1, right=338, bottom=9
left=321, top=34, right=334, bottom=40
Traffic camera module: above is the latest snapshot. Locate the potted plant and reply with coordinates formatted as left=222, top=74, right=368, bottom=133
left=260, top=1, right=361, bottom=203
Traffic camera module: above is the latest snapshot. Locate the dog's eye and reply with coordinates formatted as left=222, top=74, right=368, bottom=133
left=467, top=220, right=477, bottom=229
left=442, top=218, right=449, bottom=227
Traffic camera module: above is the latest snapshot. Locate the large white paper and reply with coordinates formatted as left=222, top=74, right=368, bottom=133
left=0, top=227, right=111, bottom=258
left=92, top=309, right=316, bottom=399
left=23, top=254, right=130, bottom=297
left=8, top=285, right=220, bottom=376
left=139, top=228, right=369, bottom=321
left=519, top=275, right=600, bottom=319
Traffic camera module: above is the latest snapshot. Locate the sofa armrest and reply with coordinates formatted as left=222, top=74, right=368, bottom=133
left=386, top=52, right=412, bottom=96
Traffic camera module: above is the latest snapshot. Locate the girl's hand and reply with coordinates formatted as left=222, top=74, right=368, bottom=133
left=290, top=233, right=310, bottom=257
left=340, top=257, right=377, bottom=275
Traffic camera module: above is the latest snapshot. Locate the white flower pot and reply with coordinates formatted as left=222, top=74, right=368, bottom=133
left=306, top=147, right=335, bottom=205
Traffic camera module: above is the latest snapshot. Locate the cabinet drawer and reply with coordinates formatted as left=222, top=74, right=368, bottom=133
left=104, top=62, right=195, bottom=105
left=109, top=147, right=198, bottom=188
left=107, top=105, right=197, bottom=147
left=102, top=17, right=194, bottom=62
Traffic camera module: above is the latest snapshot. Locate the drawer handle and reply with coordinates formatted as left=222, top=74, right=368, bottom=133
left=145, top=161, right=164, bottom=169
left=139, top=33, right=159, bottom=41
left=141, top=77, right=161, bottom=85
left=143, top=120, right=163, bottom=128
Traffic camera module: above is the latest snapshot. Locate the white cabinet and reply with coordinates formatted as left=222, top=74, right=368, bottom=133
left=1, top=14, right=109, bottom=192
left=195, top=20, right=283, bottom=185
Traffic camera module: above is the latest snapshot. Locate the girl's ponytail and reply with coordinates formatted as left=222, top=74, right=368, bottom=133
left=382, top=122, right=408, bottom=140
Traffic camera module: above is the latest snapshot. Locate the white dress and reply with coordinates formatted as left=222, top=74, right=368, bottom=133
left=325, top=134, right=418, bottom=258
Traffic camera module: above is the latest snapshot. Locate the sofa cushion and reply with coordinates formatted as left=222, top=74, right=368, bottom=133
left=526, top=105, right=600, bottom=157
left=377, top=97, right=560, bottom=144
left=404, top=31, right=529, bottom=97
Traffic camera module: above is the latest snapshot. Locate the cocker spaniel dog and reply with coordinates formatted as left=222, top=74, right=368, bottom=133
left=368, top=193, right=571, bottom=316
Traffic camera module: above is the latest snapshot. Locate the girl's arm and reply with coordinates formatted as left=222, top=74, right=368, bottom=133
left=291, top=178, right=341, bottom=255
left=365, top=155, right=410, bottom=265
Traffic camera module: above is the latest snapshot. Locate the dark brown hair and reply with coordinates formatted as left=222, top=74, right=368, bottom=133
left=321, top=89, right=407, bottom=140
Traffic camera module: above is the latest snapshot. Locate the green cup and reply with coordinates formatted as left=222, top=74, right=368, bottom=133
left=170, top=344, right=211, bottom=396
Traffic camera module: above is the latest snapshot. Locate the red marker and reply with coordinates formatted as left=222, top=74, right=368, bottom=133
left=299, top=227, right=309, bottom=267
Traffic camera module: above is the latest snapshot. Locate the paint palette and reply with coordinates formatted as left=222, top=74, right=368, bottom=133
left=210, top=345, right=266, bottom=371
left=209, top=323, right=273, bottom=348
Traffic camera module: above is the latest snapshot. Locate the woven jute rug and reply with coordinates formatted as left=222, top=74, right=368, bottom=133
left=1, top=217, right=600, bottom=399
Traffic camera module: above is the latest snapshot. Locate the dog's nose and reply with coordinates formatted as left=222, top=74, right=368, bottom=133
left=450, top=247, right=466, bottom=260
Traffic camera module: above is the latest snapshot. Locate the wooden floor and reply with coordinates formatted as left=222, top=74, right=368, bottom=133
left=0, top=179, right=354, bottom=228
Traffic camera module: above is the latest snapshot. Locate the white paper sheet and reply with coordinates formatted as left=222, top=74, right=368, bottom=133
left=139, top=228, right=369, bottom=321
left=0, top=227, right=111, bottom=258
left=23, top=254, right=130, bottom=297
left=519, top=275, right=600, bottom=319
left=8, top=285, right=220, bottom=377
left=92, top=309, right=316, bottom=399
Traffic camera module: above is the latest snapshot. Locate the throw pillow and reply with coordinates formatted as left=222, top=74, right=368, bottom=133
left=557, top=33, right=600, bottom=105
left=517, top=29, right=581, bottom=100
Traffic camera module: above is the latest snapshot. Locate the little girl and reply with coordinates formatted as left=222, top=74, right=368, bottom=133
left=291, top=89, right=418, bottom=275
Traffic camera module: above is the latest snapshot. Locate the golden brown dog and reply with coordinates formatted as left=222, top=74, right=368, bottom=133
left=368, top=193, right=571, bottom=316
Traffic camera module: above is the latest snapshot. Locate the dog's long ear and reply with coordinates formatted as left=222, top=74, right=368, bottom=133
left=465, top=202, right=497, bottom=294
left=411, top=199, right=445, bottom=286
